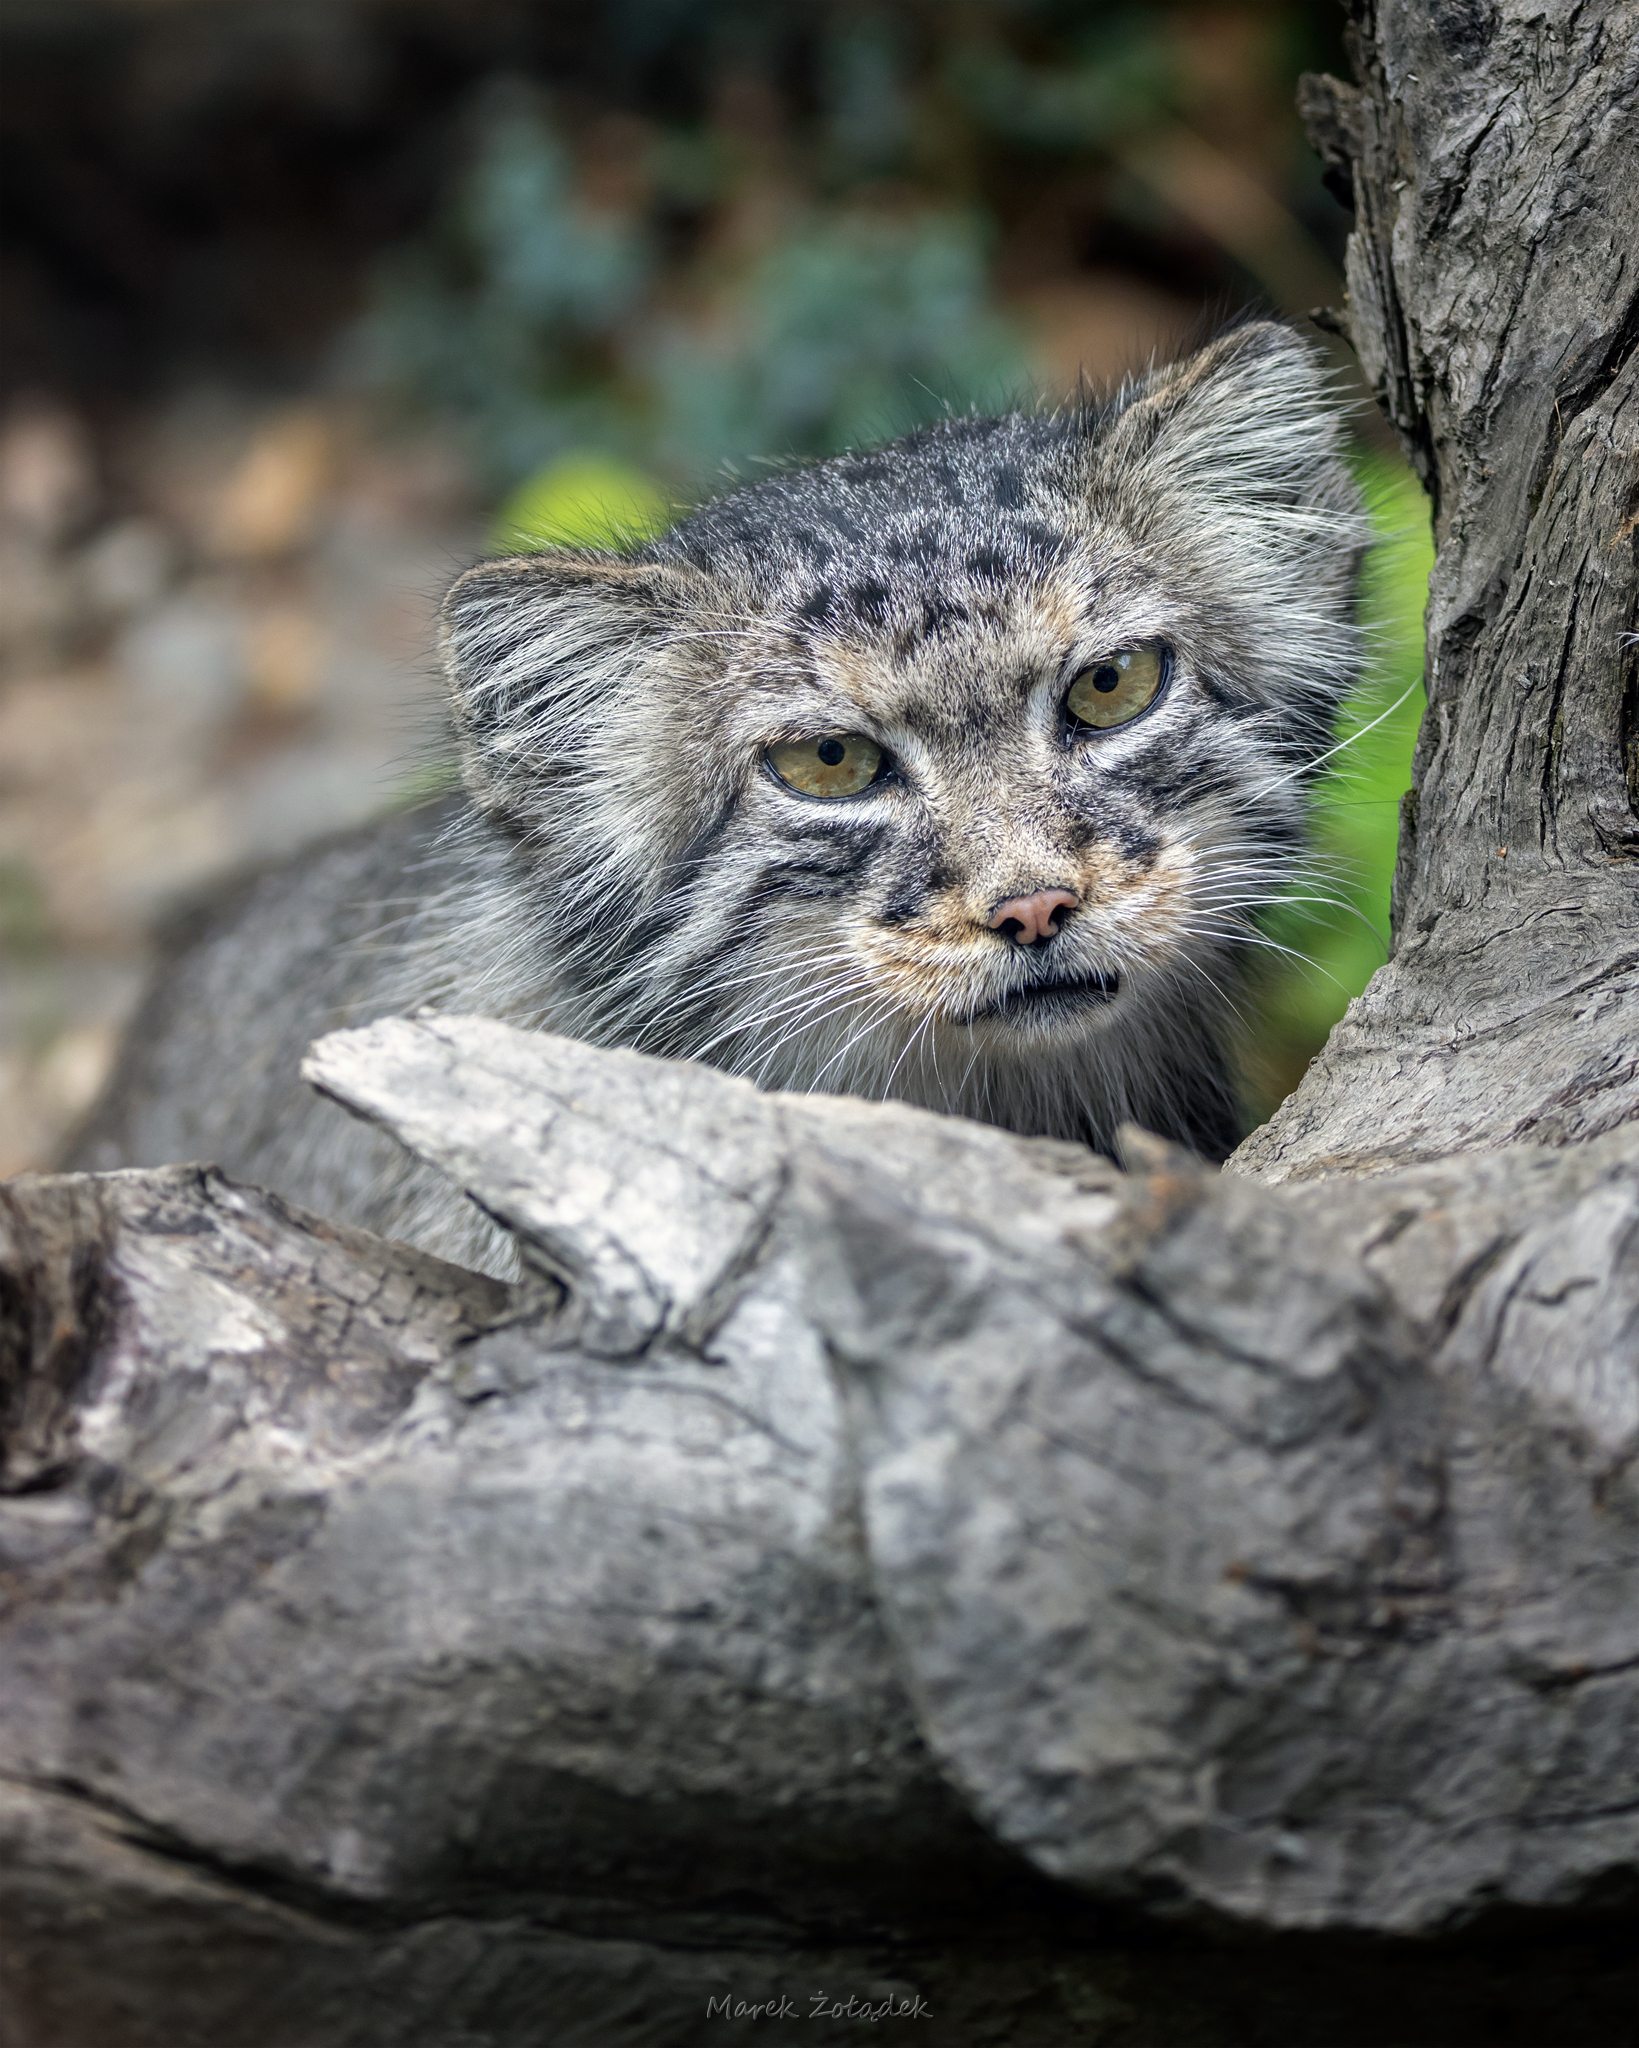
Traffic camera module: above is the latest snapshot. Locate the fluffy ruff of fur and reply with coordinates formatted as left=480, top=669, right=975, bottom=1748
left=76, top=321, right=1370, bottom=1275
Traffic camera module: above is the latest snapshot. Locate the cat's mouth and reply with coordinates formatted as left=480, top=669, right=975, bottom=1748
left=960, top=971, right=1121, bottom=1026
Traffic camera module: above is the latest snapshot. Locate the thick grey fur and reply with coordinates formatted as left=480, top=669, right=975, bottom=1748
left=72, top=321, right=1367, bottom=1271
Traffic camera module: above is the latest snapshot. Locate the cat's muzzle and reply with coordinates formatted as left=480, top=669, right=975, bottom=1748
left=959, top=970, right=1120, bottom=1026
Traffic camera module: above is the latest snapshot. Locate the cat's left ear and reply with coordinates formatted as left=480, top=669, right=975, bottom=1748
left=1098, top=320, right=1370, bottom=605
left=439, top=551, right=717, bottom=827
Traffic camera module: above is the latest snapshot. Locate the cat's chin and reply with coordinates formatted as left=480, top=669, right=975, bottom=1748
left=954, top=972, right=1122, bottom=1036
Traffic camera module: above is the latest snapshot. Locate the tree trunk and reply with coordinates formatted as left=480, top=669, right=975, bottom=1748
left=1248, top=0, right=1639, bottom=1178
left=3, top=5, right=1637, bottom=2044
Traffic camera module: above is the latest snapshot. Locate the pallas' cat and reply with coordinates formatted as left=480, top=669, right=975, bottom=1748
left=73, top=322, right=1368, bottom=1274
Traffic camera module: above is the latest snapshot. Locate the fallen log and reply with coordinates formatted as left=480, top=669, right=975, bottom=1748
left=3, top=1016, right=1634, bottom=2044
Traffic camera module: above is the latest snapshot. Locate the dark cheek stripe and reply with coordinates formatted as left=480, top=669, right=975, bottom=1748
left=1107, top=820, right=1163, bottom=865
left=670, top=808, right=736, bottom=879
left=1101, top=734, right=1240, bottom=814
left=745, top=819, right=888, bottom=902
left=869, top=819, right=944, bottom=924
left=872, top=856, right=938, bottom=926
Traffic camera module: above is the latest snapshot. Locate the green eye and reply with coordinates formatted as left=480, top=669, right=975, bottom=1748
left=1065, top=643, right=1166, bottom=731
left=767, top=734, right=884, bottom=797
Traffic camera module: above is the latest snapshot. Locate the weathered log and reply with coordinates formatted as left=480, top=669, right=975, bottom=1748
left=3, top=1017, right=1635, bottom=2043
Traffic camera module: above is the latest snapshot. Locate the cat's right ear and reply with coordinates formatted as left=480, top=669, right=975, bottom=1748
left=439, top=551, right=714, bottom=826
left=1092, top=320, right=1370, bottom=718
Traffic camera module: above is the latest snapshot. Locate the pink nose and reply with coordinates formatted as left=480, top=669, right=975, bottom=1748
left=988, top=888, right=1079, bottom=945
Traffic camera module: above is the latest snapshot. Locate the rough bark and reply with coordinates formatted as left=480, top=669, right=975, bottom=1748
left=4, top=4, right=1638, bottom=2041
left=1244, top=1, right=1639, bottom=1180
left=2, top=1018, right=1636, bottom=2045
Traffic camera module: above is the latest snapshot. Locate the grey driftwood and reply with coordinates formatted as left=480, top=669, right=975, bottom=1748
left=4, top=0, right=1638, bottom=2040
left=2, top=1016, right=1636, bottom=2044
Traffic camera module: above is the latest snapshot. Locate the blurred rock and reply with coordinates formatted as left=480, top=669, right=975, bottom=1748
left=0, top=394, right=481, bottom=1176
left=78, top=518, right=175, bottom=620
left=0, top=1023, right=121, bottom=1178
left=0, top=399, right=96, bottom=545
left=0, top=539, right=75, bottom=665
left=213, top=406, right=335, bottom=559
left=242, top=604, right=326, bottom=714
left=0, top=948, right=138, bottom=1179
left=116, top=592, right=246, bottom=742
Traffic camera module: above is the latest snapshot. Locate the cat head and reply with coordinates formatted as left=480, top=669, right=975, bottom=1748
left=439, top=321, right=1369, bottom=1151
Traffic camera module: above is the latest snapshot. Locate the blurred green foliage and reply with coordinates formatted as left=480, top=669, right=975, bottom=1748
left=1250, top=456, right=1433, bottom=1110
left=0, top=858, right=52, bottom=963
left=349, top=3, right=1349, bottom=490
left=494, top=451, right=670, bottom=551
left=352, top=84, right=1028, bottom=489
left=640, top=213, right=1023, bottom=478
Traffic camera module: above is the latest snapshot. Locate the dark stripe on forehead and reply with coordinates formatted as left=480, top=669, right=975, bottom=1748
left=885, top=591, right=974, bottom=656
left=821, top=506, right=868, bottom=542
left=788, top=528, right=836, bottom=570
left=1021, top=521, right=1071, bottom=562
left=880, top=527, right=943, bottom=569
left=922, top=594, right=972, bottom=636
left=845, top=580, right=891, bottom=625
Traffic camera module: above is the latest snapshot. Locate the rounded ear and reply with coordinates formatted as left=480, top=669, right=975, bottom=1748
left=1095, top=321, right=1372, bottom=714
left=439, top=551, right=716, bottom=824
left=1101, top=321, right=1366, bottom=531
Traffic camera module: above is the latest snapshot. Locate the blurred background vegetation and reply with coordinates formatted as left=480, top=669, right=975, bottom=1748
left=0, top=0, right=1429, bottom=1169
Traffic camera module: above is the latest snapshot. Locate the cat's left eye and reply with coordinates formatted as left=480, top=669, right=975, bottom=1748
left=1065, top=642, right=1167, bottom=732
left=767, top=734, right=885, bottom=798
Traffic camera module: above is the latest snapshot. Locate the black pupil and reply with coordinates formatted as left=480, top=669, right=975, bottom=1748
left=817, top=738, right=847, bottom=766
left=1092, top=665, right=1121, bottom=693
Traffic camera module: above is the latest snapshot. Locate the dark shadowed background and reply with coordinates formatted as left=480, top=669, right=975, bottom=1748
left=0, top=0, right=1430, bottom=1176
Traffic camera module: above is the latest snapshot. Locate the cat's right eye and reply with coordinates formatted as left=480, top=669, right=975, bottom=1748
left=1065, top=642, right=1167, bottom=732
left=767, top=734, right=885, bottom=798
